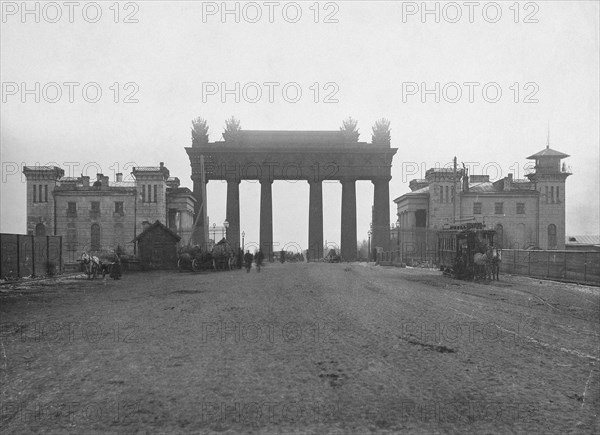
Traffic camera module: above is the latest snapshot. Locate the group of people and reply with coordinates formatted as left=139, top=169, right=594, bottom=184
left=243, top=250, right=264, bottom=273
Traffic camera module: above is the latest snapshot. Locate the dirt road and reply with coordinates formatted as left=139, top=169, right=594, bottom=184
left=1, top=263, right=598, bottom=433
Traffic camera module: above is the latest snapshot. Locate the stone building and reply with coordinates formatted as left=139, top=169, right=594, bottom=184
left=394, top=144, right=571, bottom=254
left=23, top=163, right=195, bottom=263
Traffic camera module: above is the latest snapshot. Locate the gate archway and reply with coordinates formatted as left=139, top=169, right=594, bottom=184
left=186, top=130, right=397, bottom=261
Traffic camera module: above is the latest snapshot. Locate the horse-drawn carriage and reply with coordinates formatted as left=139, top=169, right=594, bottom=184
left=80, top=250, right=122, bottom=280
left=437, top=223, right=500, bottom=280
left=177, top=238, right=235, bottom=272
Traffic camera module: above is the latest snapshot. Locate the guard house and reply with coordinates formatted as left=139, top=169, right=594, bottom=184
left=394, top=142, right=571, bottom=253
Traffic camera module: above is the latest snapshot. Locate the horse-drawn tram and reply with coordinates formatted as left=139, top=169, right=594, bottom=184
left=177, top=238, right=236, bottom=272
left=437, top=222, right=497, bottom=280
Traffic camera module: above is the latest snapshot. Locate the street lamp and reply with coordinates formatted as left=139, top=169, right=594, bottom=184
left=242, top=231, right=245, bottom=251
left=223, top=220, right=229, bottom=239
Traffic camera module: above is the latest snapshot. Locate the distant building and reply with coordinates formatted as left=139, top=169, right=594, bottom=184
left=23, top=162, right=195, bottom=262
left=394, top=144, right=571, bottom=253
left=565, top=236, right=600, bottom=252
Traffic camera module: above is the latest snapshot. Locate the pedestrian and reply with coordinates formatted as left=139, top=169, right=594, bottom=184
left=244, top=250, right=253, bottom=273
left=255, top=249, right=264, bottom=272
left=280, top=249, right=285, bottom=263
left=110, top=252, right=122, bottom=280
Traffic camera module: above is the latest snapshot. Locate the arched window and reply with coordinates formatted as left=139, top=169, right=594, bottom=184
left=91, top=224, right=101, bottom=251
left=495, top=224, right=504, bottom=249
left=35, top=223, right=46, bottom=236
left=548, top=224, right=557, bottom=249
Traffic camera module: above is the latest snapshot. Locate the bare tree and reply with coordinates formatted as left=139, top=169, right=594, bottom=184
left=371, top=118, right=391, bottom=145
left=191, top=117, right=209, bottom=146
left=340, top=117, right=360, bottom=142
left=223, top=116, right=242, bottom=143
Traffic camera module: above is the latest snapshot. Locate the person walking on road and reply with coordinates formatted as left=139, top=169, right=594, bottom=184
left=255, top=250, right=264, bottom=272
left=244, top=250, right=254, bottom=273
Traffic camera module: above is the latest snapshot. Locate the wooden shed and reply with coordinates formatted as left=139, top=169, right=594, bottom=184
left=134, top=221, right=181, bottom=270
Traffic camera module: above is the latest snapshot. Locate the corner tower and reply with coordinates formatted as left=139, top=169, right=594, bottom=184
left=526, top=143, right=571, bottom=249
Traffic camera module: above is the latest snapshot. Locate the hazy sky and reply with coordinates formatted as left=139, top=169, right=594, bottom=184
left=1, top=1, right=599, bottom=249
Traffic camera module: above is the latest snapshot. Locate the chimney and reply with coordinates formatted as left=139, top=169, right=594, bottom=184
left=469, top=175, right=490, bottom=183
left=409, top=179, right=428, bottom=192
left=116, top=173, right=123, bottom=182
left=81, top=176, right=90, bottom=187
left=102, top=175, right=109, bottom=185
left=159, top=162, right=164, bottom=169
left=97, top=173, right=103, bottom=181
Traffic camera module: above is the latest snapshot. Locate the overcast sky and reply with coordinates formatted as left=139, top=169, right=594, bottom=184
left=1, top=1, right=599, bottom=249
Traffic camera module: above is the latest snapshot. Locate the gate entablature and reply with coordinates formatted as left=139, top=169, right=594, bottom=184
left=185, top=130, right=398, bottom=261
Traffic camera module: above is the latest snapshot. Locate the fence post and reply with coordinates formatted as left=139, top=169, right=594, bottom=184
left=563, top=252, right=567, bottom=279
left=528, top=251, right=531, bottom=276
left=584, top=252, right=587, bottom=282
left=547, top=251, right=550, bottom=277
left=513, top=249, right=516, bottom=272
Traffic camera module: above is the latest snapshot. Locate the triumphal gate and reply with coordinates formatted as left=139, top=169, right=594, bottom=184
left=186, top=131, right=397, bottom=261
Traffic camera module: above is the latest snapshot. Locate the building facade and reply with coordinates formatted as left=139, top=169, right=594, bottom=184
left=394, top=145, right=571, bottom=254
left=23, top=163, right=195, bottom=262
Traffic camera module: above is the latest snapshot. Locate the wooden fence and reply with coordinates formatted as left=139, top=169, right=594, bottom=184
left=0, top=234, right=63, bottom=279
left=500, top=249, right=600, bottom=285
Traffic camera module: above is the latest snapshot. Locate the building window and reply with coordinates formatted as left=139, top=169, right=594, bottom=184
left=66, top=223, right=77, bottom=261
left=44, top=185, right=48, bottom=202
left=142, top=185, right=146, bottom=203
left=35, top=223, right=46, bottom=236
left=90, top=201, right=100, bottom=218
left=550, top=186, right=555, bottom=203
left=444, top=186, right=449, bottom=203
left=154, top=185, right=158, bottom=203
left=115, top=201, right=124, bottom=215
left=494, top=202, right=504, bottom=215
left=440, top=186, right=444, bottom=203
left=67, top=202, right=77, bottom=217
left=415, top=209, right=427, bottom=227
left=548, top=224, right=557, bottom=249
left=473, top=202, right=482, bottom=215
left=33, top=184, right=37, bottom=203
left=556, top=186, right=560, bottom=203
left=451, top=186, right=455, bottom=203
left=39, top=185, right=43, bottom=203
left=545, top=186, right=549, bottom=203
left=91, top=223, right=101, bottom=251
left=516, top=203, right=525, bottom=214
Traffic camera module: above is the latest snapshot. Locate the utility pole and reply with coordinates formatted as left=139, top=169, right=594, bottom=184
left=453, top=156, right=457, bottom=225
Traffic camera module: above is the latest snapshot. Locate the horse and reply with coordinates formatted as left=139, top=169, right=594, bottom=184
left=473, top=252, right=488, bottom=280
left=80, top=252, right=101, bottom=279
left=489, top=247, right=501, bottom=280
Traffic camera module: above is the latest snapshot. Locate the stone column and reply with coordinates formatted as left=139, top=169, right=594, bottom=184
left=308, top=180, right=323, bottom=261
left=372, top=178, right=391, bottom=251
left=192, top=176, right=208, bottom=247
left=260, top=179, right=273, bottom=261
left=340, top=179, right=357, bottom=261
left=226, top=179, right=240, bottom=249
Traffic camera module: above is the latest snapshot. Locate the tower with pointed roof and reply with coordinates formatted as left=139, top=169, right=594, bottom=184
left=525, top=137, right=571, bottom=249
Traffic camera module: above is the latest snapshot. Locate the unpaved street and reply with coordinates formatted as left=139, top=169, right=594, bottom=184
left=1, top=263, right=599, bottom=434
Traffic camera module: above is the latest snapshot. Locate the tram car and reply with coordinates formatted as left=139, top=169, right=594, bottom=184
left=437, top=222, right=496, bottom=279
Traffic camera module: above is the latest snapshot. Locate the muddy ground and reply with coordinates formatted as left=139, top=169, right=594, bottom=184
left=1, top=263, right=598, bottom=434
